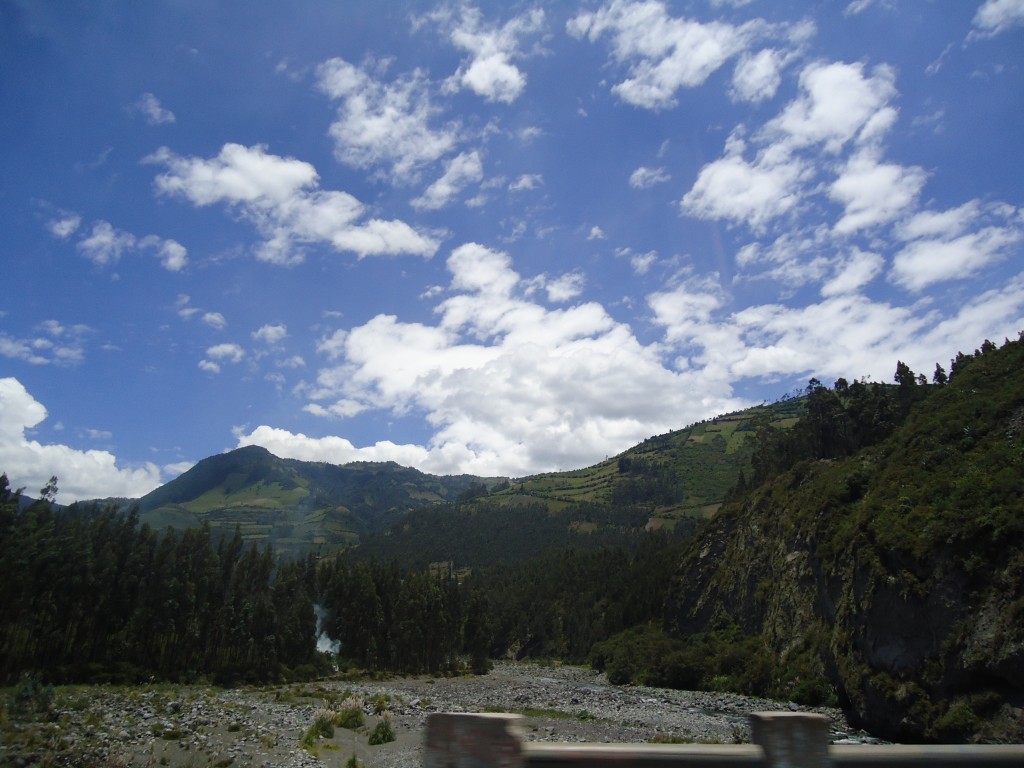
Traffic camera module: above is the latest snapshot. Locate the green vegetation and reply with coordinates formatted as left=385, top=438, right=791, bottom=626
left=663, top=335, right=1024, bottom=742
left=368, top=714, right=396, bottom=745
left=135, top=445, right=503, bottom=558
left=0, top=486, right=325, bottom=685
left=3, top=335, right=1020, bottom=745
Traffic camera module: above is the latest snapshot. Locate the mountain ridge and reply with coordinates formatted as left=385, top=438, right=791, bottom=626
left=121, top=399, right=803, bottom=560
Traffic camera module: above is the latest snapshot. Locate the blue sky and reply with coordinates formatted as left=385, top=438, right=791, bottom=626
left=2, top=0, right=1023, bottom=503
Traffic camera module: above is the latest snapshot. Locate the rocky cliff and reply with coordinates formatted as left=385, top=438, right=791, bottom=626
left=665, top=336, right=1024, bottom=743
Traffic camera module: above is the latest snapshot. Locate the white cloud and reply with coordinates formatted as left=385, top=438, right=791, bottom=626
left=0, top=321, right=89, bottom=367
left=139, top=235, right=189, bottom=271
left=543, top=272, right=586, bottom=303
left=47, top=211, right=81, bottom=239
left=629, top=165, right=671, bottom=189
left=316, top=57, right=458, bottom=182
left=150, top=143, right=317, bottom=206
left=202, top=312, right=227, bottom=331
left=681, top=150, right=808, bottom=231
left=509, top=174, right=543, bottom=192
left=630, top=250, right=658, bottom=275
left=588, top=226, right=607, bottom=240
left=150, top=143, right=440, bottom=264
left=682, top=59, right=906, bottom=240
left=253, top=324, right=288, bottom=345
left=648, top=274, right=1024, bottom=387
left=75, top=223, right=186, bottom=272
left=0, top=377, right=162, bottom=504
left=136, top=92, right=175, bottom=125
left=237, top=425, right=429, bottom=467
left=77, top=221, right=136, bottom=266
left=198, top=360, right=221, bottom=374
left=205, top=343, right=245, bottom=363
left=412, top=151, right=484, bottom=210
left=240, top=242, right=746, bottom=477
left=829, top=149, right=927, bottom=234
left=440, top=6, right=546, bottom=104
left=764, top=61, right=897, bottom=154
left=820, top=248, right=884, bottom=296
left=889, top=202, right=1023, bottom=292
left=890, top=225, right=1022, bottom=292
left=568, top=0, right=755, bottom=110
left=971, top=0, right=1024, bottom=38
left=731, top=49, right=784, bottom=104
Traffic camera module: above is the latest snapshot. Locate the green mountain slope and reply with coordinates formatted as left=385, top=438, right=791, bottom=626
left=132, top=399, right=801, bottom=563
left=136, top=445, right=500, bottom=557
left=353, top=399, right=803, bottom=569
left=664, top=336, right=1024, bottom=742
left=491, top=398, right=803, bottom=525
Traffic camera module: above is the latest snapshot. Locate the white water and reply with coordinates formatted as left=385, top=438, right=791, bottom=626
left=314, top=603, right=340, bottom=654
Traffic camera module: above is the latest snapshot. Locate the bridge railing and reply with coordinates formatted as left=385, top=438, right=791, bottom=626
left=424, top=712, right=1024, bottom=768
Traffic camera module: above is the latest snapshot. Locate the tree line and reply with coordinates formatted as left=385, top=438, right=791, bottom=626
left=0, top=477, right=321, bottom=685
left=1, top=472, right=688, bottom=685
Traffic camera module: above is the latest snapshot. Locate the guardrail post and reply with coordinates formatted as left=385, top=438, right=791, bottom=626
left=425, top=713, right=526, bottom=768
left=750, top=712, right=831, bottom=768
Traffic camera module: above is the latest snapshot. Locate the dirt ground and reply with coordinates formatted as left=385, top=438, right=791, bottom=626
left=0, top=662, right=859, bottom=768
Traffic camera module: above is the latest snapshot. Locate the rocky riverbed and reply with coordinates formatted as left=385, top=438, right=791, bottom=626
left=1, top=662, right=876, bottom=768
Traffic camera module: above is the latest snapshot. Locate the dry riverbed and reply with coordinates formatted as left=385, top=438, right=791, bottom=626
left=1, top=662, right=874, bottom=768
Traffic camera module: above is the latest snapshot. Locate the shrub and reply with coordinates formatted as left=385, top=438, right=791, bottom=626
left=368, top=714, right=396, bottom=745
left=11, top=673, right=54, bottom=715
left=334, top=697, right=365, bottom=730
left=312, top=708, right=336, bottom=739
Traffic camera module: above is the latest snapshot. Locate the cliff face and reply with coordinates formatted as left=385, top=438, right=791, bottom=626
left=665, top=338, right=1024, bottom=743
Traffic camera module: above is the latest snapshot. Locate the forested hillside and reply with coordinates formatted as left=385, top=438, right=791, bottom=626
left=3, top=336, right=1020, bottom=745
left=133, top=445, right=502, bottom=557
left=658, top=336, right=1024, bottom=742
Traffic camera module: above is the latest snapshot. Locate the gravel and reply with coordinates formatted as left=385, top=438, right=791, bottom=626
left=2, top=662, right=874, bottom=768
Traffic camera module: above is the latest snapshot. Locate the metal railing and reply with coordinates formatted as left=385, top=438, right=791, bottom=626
left=424, top=712, right=1024, bottom=768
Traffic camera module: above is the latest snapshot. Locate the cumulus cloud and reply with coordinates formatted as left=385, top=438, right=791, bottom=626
left=202, top=312, right=227, bottom=330
left=71, top=221, right=186, bottom=271
left=412, top=151, right=484, bottom=210
left=438, top=6, right=546, bottom=103
left=0, top=377, right=162, bottom=504
left=568, top=0, right=756, bottom=110
left=237, top=242, right=747, bottom=477
left=629, top=166, right=670, bottom=189
left=682, top=59, right=916, bottom=247
left=731, top=49, right=785, bottom=104
left=648, top=274, right=1024, bottom=388
left=0, top=321, right=90, bottom=367
left=253, top=324, right=288, bottom=345
left=889, top=202, right=1023, bottom=292
left=820, top=248, right=885, bottom=297
left=509, top=174, right=543, bottom=192
left=47, top=211, right=81, bottom=239
left=829, top=149, right=927, bottom=234
left=77, top=221, right=136, bottom=266
left=205, top=343, right=245, bottom=363
left=135, top=92, right=175, bottom=125
left=139, top=235, right=189, bottom=271
left=149, top=143, right=439, bottom=264
left=971, top=0, right=1024, bottom=38
left=316, top=57, right=458, bottom=182
left=763, top=61, right=897, bottom=154
left=681, top=138, right=809, bottom=230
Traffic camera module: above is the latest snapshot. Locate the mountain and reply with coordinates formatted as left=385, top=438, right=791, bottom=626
left=135, top=445, right=502, bottom=557
left=326, top=399, right=805, bottom=569
left=129, top=400, right=802, bottom=563
left=664, top=336, right=1024, bottom=742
